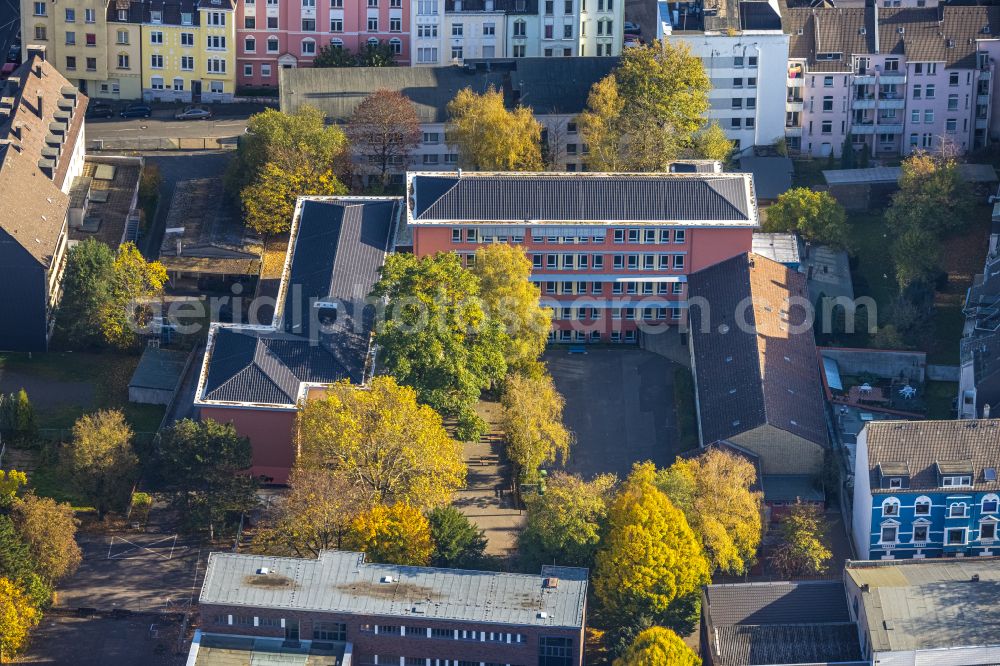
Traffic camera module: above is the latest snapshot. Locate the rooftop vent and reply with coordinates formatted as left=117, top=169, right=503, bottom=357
left=897, top=26, right=904, bottom=35
left=859, top=27, right=866, bottom=35
left=543, top=577, right=559, bottom=589
left=972, top=573, right=981, bottom=582
left=537, top=612, right=549, bottom=619
left=986, top=468, right=997, bottom=481
left=884, top=620, right=894, bottom=630
left=381, top=575, right=396, bottom=584
left=256, top=567, right=270, bottom=575
left=947, top=39, right=956, bottom=48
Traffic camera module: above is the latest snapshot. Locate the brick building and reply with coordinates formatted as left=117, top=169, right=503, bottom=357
left=189, top=550, right=588, bottom=666
left=406, top=169, right=758, bottom=344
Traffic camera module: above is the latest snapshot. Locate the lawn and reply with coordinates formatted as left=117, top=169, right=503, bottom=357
left=846, top=210, right=897, bottom=323
left=925, top=381, right=958, bottom=420
left=0, top=351, right=164, bottom=435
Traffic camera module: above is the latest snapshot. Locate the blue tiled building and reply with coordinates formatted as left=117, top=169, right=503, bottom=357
left=852, top=419, right=1000, bottom=560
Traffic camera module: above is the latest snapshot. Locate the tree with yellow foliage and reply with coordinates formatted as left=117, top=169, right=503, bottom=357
left=692, top=121, right=734, bottom=162
left=0, top=577, right=40, bottom=662
left=472, top=244, right=551, bottom=376
left=446, top=86, right=543, bottom=171
left=500, top=373, right=572, bottom=483
left=242, top=162, right=347, bottom=236
left=65, top=409, right=139, bottom=520
left=594, top=462, right=710, bottom=645
left=576, top=75, right=629, bottom=172
left=657, top=449, right=763, bottom=575
left=100, top=242, right=168, bottom=349
left=0, top=471, right=26, bottom=509
left=347, top=503, right=433, bottom=566
left=298, top=376, right=466, bottom=509
left=613, top=626, right=700, bottom=666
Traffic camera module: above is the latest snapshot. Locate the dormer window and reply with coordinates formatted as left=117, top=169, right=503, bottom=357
left=943, top=475, right=972, bottom=487
left=889, top=478, right=902, bottom=489
left=151, top=10, right=162, bottom=23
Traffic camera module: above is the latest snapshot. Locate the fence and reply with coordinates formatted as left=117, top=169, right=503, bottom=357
left=87, top=136, right=239, bottom=152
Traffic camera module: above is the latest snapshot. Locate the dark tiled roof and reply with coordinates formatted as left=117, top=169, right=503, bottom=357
left=864, top=419, right=1000, bottom=493
left=738, top=1, right=781, bottom=31
left=409, top=173, right=754, bottom=225
left=507, top=57, right=618, bottom=115
left=687, top=253, right=828, bottom=448
left=198, top=197, right=400, bottom=407
left=704, top=581, right=862, bottom=666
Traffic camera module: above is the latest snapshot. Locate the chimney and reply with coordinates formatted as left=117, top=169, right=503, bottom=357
left=986, top=404, right=992, bottom=419
left=25, top=44, right=47, bottom=64
left=176, top=238, right=182, bottom=256
left=36, top=94, right=43, bottom=118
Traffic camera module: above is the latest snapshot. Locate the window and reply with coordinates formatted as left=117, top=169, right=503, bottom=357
left=673, top=255, right=685, bottom=270
left=545, top=0, right=553, bottom=13
left=65, top=8, right=75, bottom=21
left=912, top=524, right=928, bottom=543
left=416, top=0, right=435, bottom=12
left=924, top=110, right=934, bottom=123
left=85, top=32, right=96, bottom=46
left=330, top=18, right=343, bottom=31
left=452, top=23, right=463, bottom=36
left=514, top=19, right=526, bottom=36
left=267, top=37, right=279, bottom=52
left=117, top=53, right=130, bottom=69
left=949, top=503, right=968, bottom=518
left=207, top=35, right=226, bottom=49
left=367, top=17, right=378, bottom=31
left=151, top=54, right=164, bottom=68
left=85, top=7, right=95, bottom=22
left=823, top=75, right=833, bottom=86
left=302, top=39, right=315, bottom=55
left=149, top=30, right=163, bottom=45
left=243, top=63, right=253, bottom=77
left=117, top=29, right=129, bottom=44
left=181, top=55, right=194, bottom=70
left=880, top=524, right=898, bottom=543
left=946, top=118, right=957, bottom=133
left=389, top=37, right=401, bottom=53
left=731, top=117, right=742, bottom=129
left=151, top=76, right=164, bottom=90
left=210, top=81, right=223, bottom=94
left=822, top=96, right=833, bottom=112
left=451, top=46, right=463, bottom=60
left=882, top=498, right=900, bottom=516
left=33, top=0, right=45, bottom=15
left=266, top=15, right=278, bottom=28
left=947, top=528, right=966, bottom=545
left=950, top=72, right=960, bottom=86
left=207, top=57, right=226, bottom=73
left=313, top=622, right=347, bottom=641
left=244, top=37, right=255, bottom=52
left=926, top=84, right=935, bottom=99
left=943, top=475, right=972, bottom=487
left=65, top=55, right=76, bottom=69
left=65, top=31, right=76, bottom=45
left=674, top=229, right=686, bottom=244
left=483, top=22, right=495, bottom=35
left=912, top=84, right=922, bottom=99
left=417, top=47, right=438, bottom=62
left=117, top=8, right=127, bottom=20
left=563, top=24, right=573, bottom=38
left=984, top=496, right=999, bottom=514
left=245, top=17, right=255, bottom=29
left=181, top=12, right=193, bottom=25
left=885, top=58, right=899, bottom=72
left=207, top=11, right=226, bottom=25
left=390, top=18, right=401, bottom=31
left=151, top=10, right=162, bottom=22
left=821, top=120, right=832, bottom=134
left=85, top=57, right=96, bottom=71
left=181, top=32, right=194, bottom=46
left=948, top=94, right=959, bottom=110
left=302, top=18, right=316, bottom=31
left=173, top=77, right=184, bottom=91
left=417, top=24, right=437, bottom=37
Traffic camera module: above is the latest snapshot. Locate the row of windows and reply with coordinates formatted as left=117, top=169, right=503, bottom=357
left=364, top=659, right=521, bottom=666
left=245, top=0, right=403, bottom=7
left=539, top=281, right=684, bottom=295
left=552, top=306, right=683, bottom=321
left=245, top=17, right=405, bottom=33
left=149, top=54, right=224, bottom=72
left=150, top=77, right=224, bottom=93
left=879, top=522, right=997, bottom=546
left=881, top=495, right=999, bottom=517
left=246, top=36, right=402, bottom=56
left=359, top=625, right=527, bottom=643
left=531, top=253, right=687, bottom=271
left=449, top=228, right=687, bottom=244
left=551, top=329, right=638, bottom=343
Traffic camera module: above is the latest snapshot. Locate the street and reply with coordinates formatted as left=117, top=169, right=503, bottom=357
left=85, top=102, right=269, bottom=142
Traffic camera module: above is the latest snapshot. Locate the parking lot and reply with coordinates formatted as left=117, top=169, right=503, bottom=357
left=17, top=614, right=188, bottom=666
left=545, top=348, right=680, bottom=478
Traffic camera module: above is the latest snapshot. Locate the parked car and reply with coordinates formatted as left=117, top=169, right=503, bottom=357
left=624, top=21, right=641, bottom=34
left=0, top=63, right=15, bottom=81
left=87, top=101, right=115, bottom=118
left=174, top=105, right=213, bottom=120
left=624, top=35, right=642, bottom=48
left=120, top=104, right=152, bottom=118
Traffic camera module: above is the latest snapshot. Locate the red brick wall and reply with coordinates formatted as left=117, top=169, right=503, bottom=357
left=198, top=407, right=297, bottom=484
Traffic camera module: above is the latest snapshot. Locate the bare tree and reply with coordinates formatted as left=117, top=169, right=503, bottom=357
left=346, top=89, right=422, bottom=187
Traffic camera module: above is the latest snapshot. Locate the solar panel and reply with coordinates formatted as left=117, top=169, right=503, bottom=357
left=94, top=164, right=116, bottom=180
left=986, top=468, right=997, bottom=482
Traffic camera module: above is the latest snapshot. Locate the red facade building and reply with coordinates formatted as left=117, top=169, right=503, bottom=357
left=406, top=170, right=758, bottom=343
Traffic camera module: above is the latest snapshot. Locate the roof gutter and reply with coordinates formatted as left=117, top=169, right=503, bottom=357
left=873, top=5, right=880, bottom=55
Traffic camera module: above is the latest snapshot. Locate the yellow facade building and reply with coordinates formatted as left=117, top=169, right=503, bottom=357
left=22, top=0, right=110, bottom=95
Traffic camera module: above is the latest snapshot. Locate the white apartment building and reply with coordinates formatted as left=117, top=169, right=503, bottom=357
left=659, top=0, right=788, bottom=152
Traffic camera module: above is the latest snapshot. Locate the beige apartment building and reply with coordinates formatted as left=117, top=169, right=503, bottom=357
left=22, top=0, right=111, bottom=95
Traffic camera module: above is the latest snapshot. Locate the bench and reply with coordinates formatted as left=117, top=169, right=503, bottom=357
left=568, top=345, right=587, bottom=355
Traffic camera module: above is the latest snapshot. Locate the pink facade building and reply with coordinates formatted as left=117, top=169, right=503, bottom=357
left=782, top=5, right=1000, bottom=158
left=235, top=0, right=410, bottom=88
left=407, top=170, right=758, bottom=344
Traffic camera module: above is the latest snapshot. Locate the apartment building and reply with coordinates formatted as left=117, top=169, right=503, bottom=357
left=0, top=47, right=88, bottom=351
left=189, top=550, right=588, bottom=666
left=781, top=4, right=1000, bottom=158
left=659, top=0, right=789, bottom=152
left=278, top=58, right=617, bottom=180
left=234, top=0, right=409, bottom=87
left=406, top=170, right=757, bottom=344
left=22, top=0, right=110, bottom=94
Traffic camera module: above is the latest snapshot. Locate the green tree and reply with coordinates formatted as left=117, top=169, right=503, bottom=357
left=500, top=373, right=572, bottom=482
left=101, top=243, right=168, bottom=349
left=518, top=472, right=616, bottom=570
left=471, top=244, right=551, bottom=376
left=692, top=121, right=734, bottom=162
left=298, top=376, right=466, bottom=509
left=241, top=162, right=347, bottom=236
left=156, top=419, right=257, bottom=539
left=840, top=138, right=856, bottom=169
left=347, top=503, right=434, bottom=566
left=891, top=226, right=941, bottom=290
left=371, top=252, right=509, bottom=440
left=346, top=89, right=421, bottom=185
left=594, top=463, right=710, bottom=641
left=6, top=390, right=37, bottom=446
left=0, top=516, right=34, bottom=585
left=769, top=501, right=832, bottom=577
left=252, top=468, right=361, bottom=558
left=55, top=239, right=115, bottom=348
left=886, top=152, right=974, bottom=237
left=427, top=506, right=487, bottom=569
left=65, top=410, right=138, bottom=520
left=656, top=449, right=763, bottom=575
left=0, top=577, right=40, bottom=663
left=580, top=41, right=709, bottom=171
left=355, top=40, right=397, bottom=66
left=0, top=471, right=27, bottom=509
left=10, top=494, right=82, bottom=584
left=446, top=86, right=543, bottom=170
left=613, top=626, right=700, bottom=666
left=226, top=106, right=349, bottom=194
left=762, top=188, right=849, bottom=250
left=312, top=43, right=357, bottom=67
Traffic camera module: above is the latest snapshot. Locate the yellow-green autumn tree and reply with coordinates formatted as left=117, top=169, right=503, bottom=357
left=657, top=449, right=763, bottom=575
left=500, top=373, right=572, bottom=482
left=298, top=376, right=466, bottom=509
left=613, top=626, right=700, bottom=666
left=65, top=409, right=139, bottom=520
left=347, top=503, right=433, bottom=566
left=692, top=121, right=734, bottom=162
left=0, top=577, right=40, bottom=662
left=446, top=86, right=543, bottom=170
left=594, top=462, right=710, bottom=636
left=576, top=75, right=628, bottom=172
left=242, top=162, right=347, bottom=236
left=100, top=242, right=168, bottom=349
left=0, top=471, right=27, bottom=508
left=472, top=244, right=551, bottom=375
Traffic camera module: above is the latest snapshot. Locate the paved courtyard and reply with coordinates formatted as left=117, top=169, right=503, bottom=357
left=545, top=348, right=680, bottom=479
left=17, top=614, right=188, bottom=666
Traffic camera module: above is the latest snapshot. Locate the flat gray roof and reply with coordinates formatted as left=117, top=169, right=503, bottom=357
left=128, top=347, right=188, bottom=391
left=200, top=551, right=588, bottom=629
left=846, top=558, right=1000, bottom=653
left=752, top=232, right=801, bottom=266
left=824, top=163, right=998, bottom=186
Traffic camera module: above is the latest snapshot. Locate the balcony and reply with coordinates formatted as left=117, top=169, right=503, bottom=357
left=786, top=100, right=803, bottom=112
left=784, top=126, right=802, bottom=137
left=981, top=70, right=992, bottom=81
left=977, top=117, right=989, bottom=130
left=880, top=73, right=906, bottom=85
left=851, top=124, right=875, bottom=134
left=854, top=74, right=876, bottom=85
left=852, top=98, right=876, bottom=110
left=878, top=98, right=906, bottom=110
left=980, top=94, right=991, bottom=106
left=877, top=123, right=904, bottom=133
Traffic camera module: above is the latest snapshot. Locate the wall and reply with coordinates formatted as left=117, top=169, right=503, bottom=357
left=101, top=20, right=142, bottom=100
left=851, top=426, right=873, bottom=559
left=199, top=405, right=297, bottom=483
left=819, top=348, right=926, bottom=383
left=23, top=0, right=110, bottom=94
left=687, top=227, right=754, bottom=272
left=0, top=241, right=48, bottom=352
